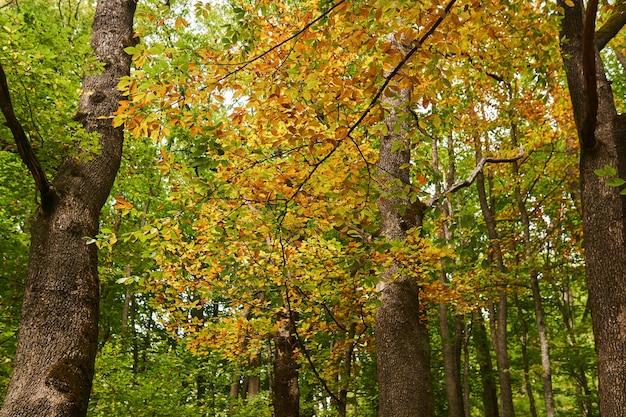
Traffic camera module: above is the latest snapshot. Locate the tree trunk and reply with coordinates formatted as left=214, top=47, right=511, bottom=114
left=560, top=1, right=626, bottom=415
left=512, top=295, right=538, bottom=417
left=473, top=315, right=500, bottom=417
left=488, top=295, right=515, bottom=417
left=336, top=323, right=356, bottom=417
left=511, top=128, right=556, bottom=417
left=439, top=290, right=465, bottom=417
left=433, top=130, right=465, bottom=417
left=273, top=305, right=299, bottom=417
left=0, top=1, right=135, bottom=415
left=475, top=167, right=515, bottom=417
left=375, top=77, right=434, bottom=417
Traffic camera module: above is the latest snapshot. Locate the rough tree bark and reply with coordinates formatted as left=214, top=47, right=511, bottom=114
left=0, top=0, right=136, bottom=415
left=560, top=1, right=626, bottom=415
left=273, top=299, right=300, bottom=417
left=375, top=77, right=434, bottom=417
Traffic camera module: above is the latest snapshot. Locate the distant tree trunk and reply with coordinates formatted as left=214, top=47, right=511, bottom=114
left=512, top=295, right=538, bottom=417
left=511, top=125, right=556, bottom=417
left=336, top=323, right=356, bottom=417
left=376, top=78, right=434, bottom=417
left=273, top=301, right=299, bottom=417
left=0, top=1, right=136, bottom=415
left=439, top=305, right=465, bottom=417
left=473, top=315, right=500, bottom=417
left=560, top=1, right=626, bottom=415
left=550, top=279, right=595, bottom=417
left=463, top=324, right=471, bottom=417
left=488, top=295, right=515, bottom=417
left=475, top=159, right=515, bottom=417
left=247, top=353, right=261, bottom=397
left=433, top=133, right=465, bottom=417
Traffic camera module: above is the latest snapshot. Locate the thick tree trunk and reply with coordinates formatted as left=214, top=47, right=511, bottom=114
left=0, top=2, right=135, bottom=415
left=375, top=79, right=434, bottom=417
left=560, top=1, right=626, bottom=415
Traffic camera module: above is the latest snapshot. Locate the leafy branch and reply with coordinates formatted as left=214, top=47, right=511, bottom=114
left=218, top=0, right=347, bottom=81
left=281, top=0, right=458, bottom=213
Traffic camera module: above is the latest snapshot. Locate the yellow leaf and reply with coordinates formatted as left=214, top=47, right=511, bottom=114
left=113, top=196, right=133, bottom=210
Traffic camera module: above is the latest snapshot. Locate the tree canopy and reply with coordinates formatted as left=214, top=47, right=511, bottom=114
left=1, top=0, right=625, bottom=416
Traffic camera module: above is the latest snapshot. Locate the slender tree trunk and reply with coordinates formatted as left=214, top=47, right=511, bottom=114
left=0, top=1, right=136, bottom=415
left=560, top=2, right=626, bottom=415
left=488, top=295, right=515, bottom=417
left=463, top=323, right=471, bottom=417
left=475, top=167, right=515, bottom=417
left=439, top=286, right=465, bottom=417
left=121, top=266, right=132, bottom=332
left=513, top=295, right=538, bottom=417
left=511, top=126, right=556, bottom=417
left=337, top=323, right=356, bottom=417
left=473, top=315, right=500, bottom=417
left=433, top=133, right=465, bottom=417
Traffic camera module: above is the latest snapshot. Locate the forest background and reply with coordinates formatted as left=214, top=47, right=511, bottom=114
left=0, top=0, right=625, bottom=416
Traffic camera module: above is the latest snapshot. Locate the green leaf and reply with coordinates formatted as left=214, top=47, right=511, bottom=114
left=123, top=46, right=139, bottom=55
left=606, top=177, right=625, bottom=187
left=595, top=165, right=616, bottom=177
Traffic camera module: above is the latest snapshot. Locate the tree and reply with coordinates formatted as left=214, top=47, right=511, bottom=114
left=560, top=1, right=626, bottom=415
left=0, top=0, right=136, bottom=414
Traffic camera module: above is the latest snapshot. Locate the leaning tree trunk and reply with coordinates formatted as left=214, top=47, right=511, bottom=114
left=560, top=1, right=626, bottom=415
left=375, top=78, right=434, bottom=417
left=0, top=1, right=136, bottom=415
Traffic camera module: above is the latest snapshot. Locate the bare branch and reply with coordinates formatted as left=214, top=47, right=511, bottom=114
left=426, top=145, right=524, bottom=207
left=0, top=61, right=52, bottom=206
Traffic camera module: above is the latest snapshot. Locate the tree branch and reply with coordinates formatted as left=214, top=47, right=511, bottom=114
left=595, top=0, right=626, bottom=51
left=278, top=0, right=458, bottom=215
left=0, top=61, right=53, bottom=206
left=426, top=145, right=524, bottom=207
left=581, top=0, right=598, bottom=149
left=218, top=0, right=347, bottom=81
